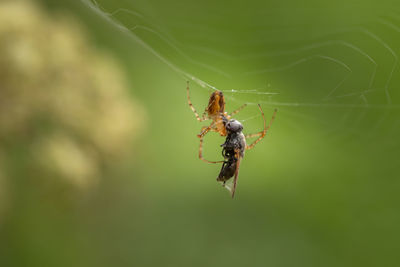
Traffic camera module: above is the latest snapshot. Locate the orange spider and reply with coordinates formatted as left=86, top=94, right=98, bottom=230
left=186, top=81, right=277, bottom=164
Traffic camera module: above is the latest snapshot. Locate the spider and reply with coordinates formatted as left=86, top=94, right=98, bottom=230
left=187, top=81, right=277, bottom=161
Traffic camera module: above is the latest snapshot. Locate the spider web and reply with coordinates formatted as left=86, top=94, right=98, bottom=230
left=82, top=0, right=400, bottom=146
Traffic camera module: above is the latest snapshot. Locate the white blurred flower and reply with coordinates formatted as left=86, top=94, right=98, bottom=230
left=0, top=0, right=145, bottom=190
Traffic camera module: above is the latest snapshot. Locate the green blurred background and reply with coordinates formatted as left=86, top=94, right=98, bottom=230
left=1, top=0, right=400, bottom=266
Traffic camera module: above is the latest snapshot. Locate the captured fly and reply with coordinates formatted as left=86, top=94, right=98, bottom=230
left=217, top=119, right=246, bottom=198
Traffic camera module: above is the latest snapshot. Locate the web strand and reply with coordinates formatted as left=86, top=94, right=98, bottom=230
left=82, top=0, right=400, bottom=141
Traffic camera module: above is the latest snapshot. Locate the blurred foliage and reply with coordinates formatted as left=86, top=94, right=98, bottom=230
left=0, top=155, right=6, bottom=223
left=0, top=1, right=146, bottom=265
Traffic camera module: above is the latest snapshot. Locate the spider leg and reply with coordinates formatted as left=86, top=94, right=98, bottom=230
left=245, top=132, right=262, bottom=138
left=229, top=103, right=247, bottom=117
left=199, top=129, right=224, bottom=164
left=245, top=106, right=277, bottom=150
left=197, top=124, right=213, bottom=138
left=187, top=81, right=208, bottom=121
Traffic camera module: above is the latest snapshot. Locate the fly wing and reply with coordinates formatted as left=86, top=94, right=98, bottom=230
left=231, top=149, right=242, bottom=198
left=220, top=149, right=242, bottom=197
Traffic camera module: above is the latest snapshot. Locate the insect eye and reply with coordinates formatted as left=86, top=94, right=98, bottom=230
left=227, top=120, right=243, bottom=132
